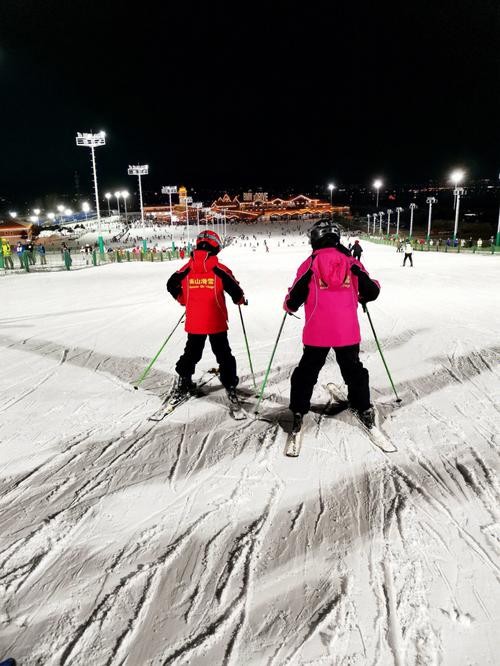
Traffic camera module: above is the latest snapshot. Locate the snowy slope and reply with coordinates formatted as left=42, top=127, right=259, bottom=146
left=1, top=231, right=499, bottom=665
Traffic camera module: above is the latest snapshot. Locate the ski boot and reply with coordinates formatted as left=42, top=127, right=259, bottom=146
left=226, top=386, right=246, bottom=419
left=357, top=405, right=376, bottom=429
left=170, top=376, right=196, bottom=405
left=291, top=412, right=303, bottom=433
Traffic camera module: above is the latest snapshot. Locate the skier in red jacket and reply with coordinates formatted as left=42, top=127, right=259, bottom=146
left=167, top=229, right=246, bottom=406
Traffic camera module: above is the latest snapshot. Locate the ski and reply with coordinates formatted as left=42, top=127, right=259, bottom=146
left=285, top=429, right=303, bottom=457
left=228, top=403, right=247, bottom=420
left=149, top=369, right=218, bottom=422
left=325, top=383, right=397, bottom=453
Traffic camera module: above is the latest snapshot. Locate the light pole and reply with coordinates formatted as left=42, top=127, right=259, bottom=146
left=426, top=197, right=437, bottom=240
left=373, top=179, right=383, bottom=209
left=105, top=192, right=112, bottom=216
left=372, top=212, right=377, bottom=234
left=57, top=204, right=65, bottom=225
left=128, top=165, right=149, bottom=227
left=76, top=130, right=106, bottom=254
left=121, top=191, right=129, bottom=225
left=395, top=207, right=403, bottom=237
left=409, top=203, right=417, bottom=239
left=450, top=170, right=465, bottom=243
left=82, top=202, right=90, bottom=222
left=114, top=191, right=121, bottom=220
left=161, top=185, right=178, bottom=231
left=47, top=212, right=55, bottom=226
left=367, top=214, right=371, bottom=234
left=386, top=209, right=392, bottom=237
left=328, top=183, right=335, bottom=206
left=184, top=196, right=193, bottom=248
left=193, top=202, right=203, bottom=233
left=378, top=211, right=384, bottom=234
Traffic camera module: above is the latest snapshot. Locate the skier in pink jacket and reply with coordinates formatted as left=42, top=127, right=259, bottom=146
left=284, top=220, right=380, bottom=433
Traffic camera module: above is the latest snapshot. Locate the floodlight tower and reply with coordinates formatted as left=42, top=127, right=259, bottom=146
left=373, top=179, right=383, bottom=208
left=184, top=195, right=193, bottom=247
left=161, top=186, right=178, bottom=230
left=82, top=202, right=90, bottom=222
left=121, top=191, right=129, bottom=225
left=409, top=203, right=417, bottom=239
left=386, top=209, right=392, bottom=237
left=450, top=169, right=465, bottom=242
left=378, top=211, right=384, bottom=234
left=395, top=207, right=403, bottom=237
left=328, top=183, right=335, bottom=206
left=128, top=165, right=149, bottom=225
left=76, top=130, right=106, bottom=253
left=114, top=191, right=121, bottom=219
left=192, top=202, right=203, bottom=232
left=105, top=192, right=112, bottom=216
left=426, top=197, right=437, bottom=240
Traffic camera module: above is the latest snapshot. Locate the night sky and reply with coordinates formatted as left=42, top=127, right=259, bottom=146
left=1, top=0, right=499, bottom=206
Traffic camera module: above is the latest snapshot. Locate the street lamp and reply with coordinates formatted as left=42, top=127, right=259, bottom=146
left=82, top=202, right=90, bottom=222
left=114, top=191, right=121, bottom=219
left=193, top=202, right=203, bottom=232
left=105, top=192, right=112, bottom=216
left=128, top=165, right=148, bottom=226
left=184, top=196, right=193, bottom=247
left=76, top=130, right=106, bottom=254
left=395, top=207, right=403, bottom=237
left=121, top=191, right=129, bottom=224
left=386, top=209, right=393, bottom=237
left=409, top=203, right=417, bottom=239
left=378, top=211, right=384, bottom=234
left=373, top=179, right=383, bottom=208
left=57, top=204, right=65, bottom=225
left=161, top=185, right=178, bottom=230
left=328, top=183, right=335, bottom=206
left=426, top=197, right=437, bottom=241
left=450, top=170, right=465, bottom=242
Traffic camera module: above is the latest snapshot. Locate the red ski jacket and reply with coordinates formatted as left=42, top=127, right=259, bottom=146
left=167, top=250, right=245, bottom=334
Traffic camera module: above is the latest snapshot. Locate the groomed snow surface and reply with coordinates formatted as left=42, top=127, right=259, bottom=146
left=1, top=228, right=499, bottom=665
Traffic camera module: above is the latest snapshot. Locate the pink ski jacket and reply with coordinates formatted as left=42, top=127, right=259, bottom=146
left=284, top=247, right=380, bottom=348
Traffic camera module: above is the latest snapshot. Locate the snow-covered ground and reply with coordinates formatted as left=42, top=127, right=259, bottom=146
left=1, top=230, right=499, bottom=665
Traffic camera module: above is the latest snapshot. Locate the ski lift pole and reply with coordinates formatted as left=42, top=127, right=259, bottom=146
left=362, top=303, right=401, bottom=403
left=254, top=312, right=287, bottom=414
left=133, top=312, right=185, bottom=389
left=238, top=303, right=257, bottom=389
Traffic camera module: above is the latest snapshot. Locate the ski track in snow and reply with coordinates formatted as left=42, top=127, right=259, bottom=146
left=1, top=234, right=499, bottom=665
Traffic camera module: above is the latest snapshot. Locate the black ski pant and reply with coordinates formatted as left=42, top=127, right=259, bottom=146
left=176, top=332, right=238, bottom=389
left=403, top=252, right=413, bottom=266
left=290, top=344, right=370, bottom=415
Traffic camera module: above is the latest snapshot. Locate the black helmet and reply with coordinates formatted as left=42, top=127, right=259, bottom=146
left=309, top=220, right=341, bottom=249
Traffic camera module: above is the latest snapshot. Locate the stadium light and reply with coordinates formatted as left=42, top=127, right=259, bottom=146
left=105, top=192, right=112, bottom=217
left=449, top=169, right=465, bottom=242
left=426, top=197, right=437, bottom=240
left=128, top=165, right=148, bottom=225
left=121, top=191, right=129, bottom=224
left=409, top=203, right=417, bottom=239
left=327, top=183, right=336, bottom=205
left=82, top=202, right=90, bottom=222
left=395, top=207, right=403, bottom=237
left=386, top=209, right=393, bottom=237
left=161, top=185, right=178, bottom=230
left=114, top=191, right=121, bottom=219
left=76, top=130, right=106, bottom=253
left=373, top=179, right=383, bottom=208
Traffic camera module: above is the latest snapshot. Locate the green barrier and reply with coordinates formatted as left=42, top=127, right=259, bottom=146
left=23, top=253, right=30, bottom=272
left=126, top=251, right=131, bottom=261
left=0, top=254, right=4, bottom=269
left=63, top=250, right=72, bottom=270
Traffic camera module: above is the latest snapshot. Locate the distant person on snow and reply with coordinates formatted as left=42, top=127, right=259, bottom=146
left=403, top=240, right=413, bottom=267
left=351, top=239, right=363, bottom=260
left=283, top=220, right=381, bottom=435
left=167, top=229, right=247, bottom=408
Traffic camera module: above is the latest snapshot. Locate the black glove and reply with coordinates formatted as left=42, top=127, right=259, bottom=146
left=350, top=264, right=362, bottom=276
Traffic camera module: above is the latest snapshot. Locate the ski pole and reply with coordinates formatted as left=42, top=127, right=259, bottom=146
left=362, top=304, right=402, bottom=403
left=133, top=312, right=185, bottom=389
left=238, top=304, right=257, bottom=389
left=254, top=312, right=287, bottom=414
